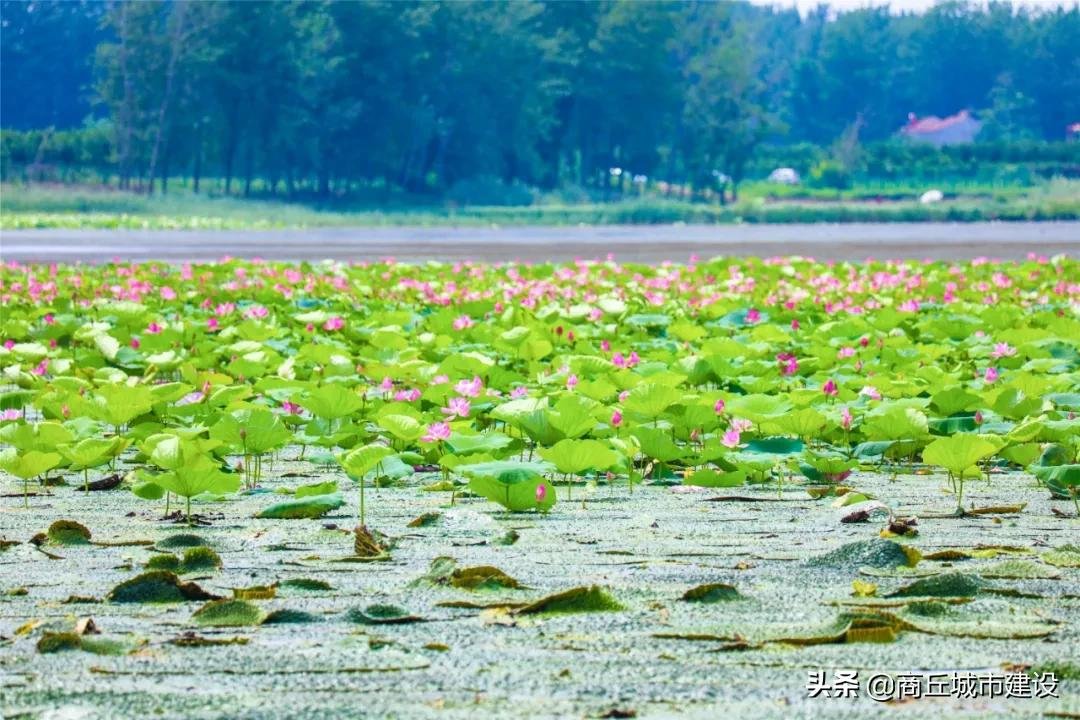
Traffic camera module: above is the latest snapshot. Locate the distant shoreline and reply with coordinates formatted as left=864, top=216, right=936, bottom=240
left=3, top=180, right=1078, bottom=231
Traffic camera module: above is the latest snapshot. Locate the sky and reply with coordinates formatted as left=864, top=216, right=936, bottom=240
left=746, top=0, right=1075, bottom=13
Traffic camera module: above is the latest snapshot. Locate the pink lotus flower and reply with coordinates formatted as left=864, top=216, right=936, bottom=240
left=791, top=319, right=800, bottom=331
left=618, top=390, right=630, bottom=403
left=215, top=303, right=235, bottom=317
left=455, top=376, right=483, bottom=397
left=721, top=429, right=741, bottom=448
left=177, top=391, right=205, bottom=406
left=442, top=397, right=471, bottom=419
left=207, top=318, right=219, bottom=331
left=380, top=377, right=394, bottom=391
left=984, top=367, right=999, bottom=383
left=840, top=406, right=853, bottom=431
left=600, top=339, right=611, bottom=352
left=130, top=338, right=141, bottom=349
left=566, top=374, right=579, bottom=390
left=452, top=315, right=473, bottom=331
left=146, top=322, right=163, bottom=334
left=510, top=386, right=528, bottom=399
left=838, top=347, right=855, bottom=359
left=422, top=421, right=452, bottom=443
left=535, top=483, right=547, bottom=503
left=612, top=352, right=627, bottom=368
left=822, top=379, right=838, bottom=397
left=394, top=389, right=421, bottom=402
left=282, top=400, right=303, bottom=415
left=713, top=398, right=726, bottom=414
left=974, top=410, right=984, bottom=425
left=31, top=359, right=48, bottom=376
left=731, top=418, right=753, bottom=433
left=0, top=408, right=22, bottom=421
left=323, top=316, right=344, bottom=331
left=859, top=386, right=881, bottom=400
left=2, top=340, right=14, bottom=349
left=746, top=308, right=761, bottom=324
left=990, top=342, right=1016, bottom=359
left=430, top=374, right=449, bottom=386
left=611, top=409, right=623, bottom=427
left=627, top=351, right=640, bottom=367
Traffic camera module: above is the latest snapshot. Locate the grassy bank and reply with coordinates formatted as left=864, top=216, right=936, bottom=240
left=2, top=181, right=1078, bottom=230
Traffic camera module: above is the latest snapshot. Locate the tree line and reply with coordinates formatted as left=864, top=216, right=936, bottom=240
left=2, top=0, right=1078, bottom=198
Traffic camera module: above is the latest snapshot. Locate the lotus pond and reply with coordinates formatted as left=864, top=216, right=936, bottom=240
left=1, top=254, right=1078, bottom=719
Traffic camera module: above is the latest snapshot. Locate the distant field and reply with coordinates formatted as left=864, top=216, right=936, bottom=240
left=2, top=181, right=1079, bottom=230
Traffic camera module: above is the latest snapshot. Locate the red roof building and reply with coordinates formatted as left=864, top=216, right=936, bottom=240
left=900, top=110, right=982, bottom=146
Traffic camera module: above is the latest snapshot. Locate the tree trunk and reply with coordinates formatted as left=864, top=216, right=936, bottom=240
left=116, top=3, right=135, bottom=190
left=243, top=141, right=254, bottom=197
left=224, top=138, right=235, bottom=195
left=147, top=2, right=189, bottom=196
left=193, top=134, right=202, bottom=194
left=160, top=146, right=169, bottom=194
left=318, top=140, right=331, bottom=197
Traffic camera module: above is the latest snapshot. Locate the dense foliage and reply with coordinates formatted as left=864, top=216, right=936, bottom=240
left=1, top=0, right=1078, bottom=197
left=2, top=254, right=1078, bottom=521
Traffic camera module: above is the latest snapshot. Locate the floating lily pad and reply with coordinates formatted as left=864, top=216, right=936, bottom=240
left=887, top=572, right=983, bottom=599
left=262, top=608, right=319, bottom=624
left=494, top=529, right=520, bottom=546
left=767, top=612, right=898, bottom=646
left=437, top=599, right=528, bottom=610
left=169, top=632, right=249, bottom=647
left=156, top=533, right=208, bottom=549
left=145, top=553, right=181, bottom=571
left=192, top=599, right=264, bottom=627
left=450, top=566, right=522, bottom=591
left=146, top=546, right=221, bottom=574
left=233, top=585, right=277, bottom=600
left=680, top=583, right=743, bottom=603
left=280, top=578, right=333, bottom=592
left=808, top=539, right=919, bottom=570
left=108, top=571, right=219, bottom=603
left=37, top=632, right=133, bottom=655
left=979, top=560, right=1061, bottom=579
left=347, top=604, right=424, bottom=625
left=1042, top=545, right=1080, bottom=568
left=77, top=637, right=134, bottom=656
left=36, top=632, right=83, bottom=653
left=516, top=586, right=623, bottom=615
left=896, top=602, right=1059, bottom=639
left=181, top=546, right=222, bottom=571
left=966, top=503, right=1027, bottom=515
left=256, top=493, right=345, bottom=519
left=46, top=520, right=91, bottom=546
left=922, top=549, right=971, bottom=561
left=407, top=512, right=441, bottom=528
left=295, top=480, right=338, bottom=498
